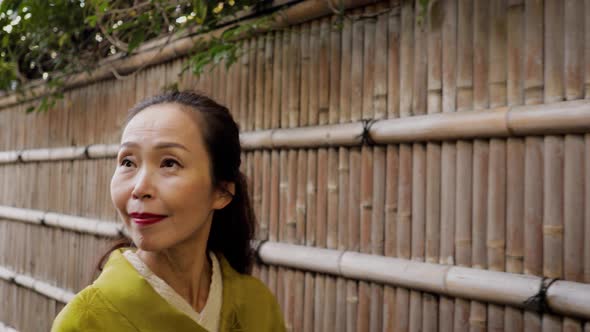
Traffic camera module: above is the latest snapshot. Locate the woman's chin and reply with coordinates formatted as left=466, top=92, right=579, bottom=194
left=132, top=234, right=167, bottom=252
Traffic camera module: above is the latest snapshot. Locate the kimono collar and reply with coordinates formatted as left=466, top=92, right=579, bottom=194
left=94, top=248, right=209, bottom=332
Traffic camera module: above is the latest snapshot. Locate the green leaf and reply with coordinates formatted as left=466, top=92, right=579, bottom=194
left=192, top=0, right=208, bottom=24
left=84, top=15, right=97, bottom=28
left=58, top=33, right=70, bottom=47
left=127, top=30, right=145, bottom=54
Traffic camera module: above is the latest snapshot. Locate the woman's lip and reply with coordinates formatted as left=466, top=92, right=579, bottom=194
left=132, top=216, right=166, bottom=225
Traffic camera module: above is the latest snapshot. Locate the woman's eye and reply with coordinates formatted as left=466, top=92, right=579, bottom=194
left=120, top=158, right=134, bottom=167
left=161, top=158, right=180, bottom=168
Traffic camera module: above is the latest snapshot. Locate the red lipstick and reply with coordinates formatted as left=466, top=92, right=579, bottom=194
left=129, top=212, right=167, bottom=226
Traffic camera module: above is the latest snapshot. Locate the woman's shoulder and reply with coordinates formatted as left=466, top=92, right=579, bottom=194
left=51, top=285, right=139, bottom=332
left=218, top=256, right=286, bottom=331
left=217, top=255, right=276, bottom=304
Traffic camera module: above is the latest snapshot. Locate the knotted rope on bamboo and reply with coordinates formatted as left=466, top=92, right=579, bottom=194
left=2, top=204, right=590, bottom=320
left=355, top=118, right=378, bottom=146
left=523, top=277, right=559, bottom=314
left=0, top=100, right=589, bottom=163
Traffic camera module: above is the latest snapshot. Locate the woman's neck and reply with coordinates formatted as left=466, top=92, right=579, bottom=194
left=136, top=229, right=212, bottom=313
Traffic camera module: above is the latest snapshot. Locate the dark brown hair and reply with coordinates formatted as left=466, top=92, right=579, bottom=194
left=96, top=91, right=256, bottom=275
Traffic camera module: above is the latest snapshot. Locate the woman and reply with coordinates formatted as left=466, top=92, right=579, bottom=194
left=51, top=91, right=285, bottom=332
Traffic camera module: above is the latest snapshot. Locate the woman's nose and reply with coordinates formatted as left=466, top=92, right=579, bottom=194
left=131, top=169, right=154, bottom=200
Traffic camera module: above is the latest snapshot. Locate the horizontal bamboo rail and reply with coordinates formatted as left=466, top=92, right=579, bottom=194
left=0, top=206, right=123, bottom=237
left=0, top=100, right=588, bottom=163
left=0, top=322, right=19, bottom=332
left=0, top=0, right=380, bottom=110
left=0, top=265, right=74, bottom=303
left=1, top=205, right=590, bottom=320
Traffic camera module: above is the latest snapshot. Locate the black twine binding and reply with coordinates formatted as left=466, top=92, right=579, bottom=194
left=355, top=118, right=377, bottom=146
left=523, top=277, right=558, bottom=314
left=253, top=239, right=268, bottom=266
left=83, top=145, right=92, bottom=159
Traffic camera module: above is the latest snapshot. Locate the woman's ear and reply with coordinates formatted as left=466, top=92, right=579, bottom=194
left=212, top=181, right=235, bottom=210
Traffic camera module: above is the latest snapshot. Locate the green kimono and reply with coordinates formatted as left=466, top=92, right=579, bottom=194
left=51, top=248, right=285, bottom=332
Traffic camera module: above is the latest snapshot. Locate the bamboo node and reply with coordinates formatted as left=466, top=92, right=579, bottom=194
left=360, top=202, right=373, bottom=210
left=306, top=183, right=316, bottom=194
left=327, top=183, right=338, bottom=192
left=385, top=204, right=397, bottom=213
left=398, top=211, right=411, bottom=219
left=296, top=204, right=306, bottom=214
left=280, top=182, right=288, bottom=190
left=346, top=295, right=359, bottom=303
left=486, top=240, right=505, bottom=249
left=469, top=318, right=487, bottom=327
left=542, top=225, right=564, bottom=236
left=505, top=252, right=524, bottom=259
left=455, top=239, right=472, bottom=247
left=286, top=219, right=297, bottom=226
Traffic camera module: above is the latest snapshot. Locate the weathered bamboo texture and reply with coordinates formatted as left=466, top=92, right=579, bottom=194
left=506, top=1, right=526, bottom=332
left=1, top=1, right=590, bottom=331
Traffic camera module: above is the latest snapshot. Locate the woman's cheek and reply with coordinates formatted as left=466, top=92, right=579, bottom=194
left=110, top=175, right=129, bottom=214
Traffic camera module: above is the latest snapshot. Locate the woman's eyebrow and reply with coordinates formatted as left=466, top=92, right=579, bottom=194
left=119, top=141, right=190, bottom=151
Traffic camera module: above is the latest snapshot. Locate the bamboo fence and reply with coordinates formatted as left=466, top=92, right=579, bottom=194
left=1, top=0, right=590, bottom=331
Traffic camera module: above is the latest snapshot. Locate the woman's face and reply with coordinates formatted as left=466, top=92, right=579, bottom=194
left=110, top=103, right=230, bottom=251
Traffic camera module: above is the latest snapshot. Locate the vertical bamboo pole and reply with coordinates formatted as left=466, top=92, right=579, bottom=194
left=505, top=2, right=526, bottom=331
left=285, top=147, right=297, bottom=332
left=395, top=2, right=413, bottom=331
left=471, top=1, right=490, bottom=331
left=400, top=0, right=414, bottom=118
left=544, top=1, right=565, bottom=331
left=586, top=132, right=590, bottom=300
left=268, top=28, right=283, bottom=299
left=284, top=24, right=301, bottom=331
left=424, top=1, right=443, bottom=332
left=409, top=142, right=426, bottom=332
left=383, top=142, right=399, bottom=332
left=563, top=134, right=585, bottom=332
left=335, top=11, right=352, bottom=332
left=346, top=8, right=364, bottom=332
left=487, top=2, right=508, bottom=331
left=454, top=1, right=473, bottom=331
left=396, top=143, right=412, bottom=332
left=229, top=48, right=240, bottom=120
left=383, top=2, right=400, bottom=330
left=277, top=148, right=288, bottom=320
left=442, top=0, right=459, bottom=331
left=252, top=36, right=265, bottom=279
left=258, top=31, right=274, bottom=288
left=471, top=139, right=489, bottom=332
left=367, top=3, right=388, bottom=332
left=298, top=22, right=312, bottom=332
left=276, top=28, right=292, bottom=323
left=239, top=39, right=250, bottom=132
left=307, top=18, right=320, bottom=332
left=323, top=13, right=342, bottom=332
left=587, top=0, right=590, bottom=99
left=290, top=24, right=303, bottom=332
left=523, top=0, right=544, bottom=330
left=248, top=37, right=257, bottom=133
left=542, top=136, right=564, bottom=332
left=314, top=16, right=330, bottom=332
left=358, top=5, right=375, bottom=332
left=563, top=2, right=585, bottom=330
